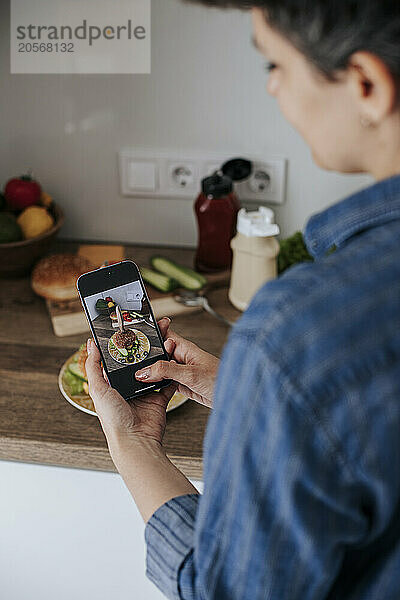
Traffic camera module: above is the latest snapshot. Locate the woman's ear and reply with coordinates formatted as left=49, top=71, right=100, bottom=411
left=347, top=51, right=397, bottom=125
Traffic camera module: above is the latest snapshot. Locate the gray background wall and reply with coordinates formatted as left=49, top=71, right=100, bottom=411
left=0, top=0, right=372, bottom=246
left=86, top=281, right=144, bottom=320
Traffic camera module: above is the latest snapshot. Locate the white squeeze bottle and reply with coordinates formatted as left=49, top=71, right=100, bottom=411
left=229, top=207, right=280, bottom=311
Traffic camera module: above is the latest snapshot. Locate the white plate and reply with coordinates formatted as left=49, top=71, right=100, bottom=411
left=58, top=351, right=189, bottom=417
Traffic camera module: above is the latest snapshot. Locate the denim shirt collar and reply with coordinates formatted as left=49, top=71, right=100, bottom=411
left=304, top=173, right=400, bottom=259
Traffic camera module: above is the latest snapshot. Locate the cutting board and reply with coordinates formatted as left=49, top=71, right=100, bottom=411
left=46, top=244, right=230, bottom=337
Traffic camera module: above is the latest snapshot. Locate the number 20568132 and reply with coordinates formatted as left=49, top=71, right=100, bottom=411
left=18, top=42, right=74, bottom=53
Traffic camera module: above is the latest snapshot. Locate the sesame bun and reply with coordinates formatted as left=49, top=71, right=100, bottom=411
left=32, top=254, right=93, bottom=301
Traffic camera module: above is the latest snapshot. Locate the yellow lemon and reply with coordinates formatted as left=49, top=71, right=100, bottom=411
left=17, top=206, right=54, bottom=240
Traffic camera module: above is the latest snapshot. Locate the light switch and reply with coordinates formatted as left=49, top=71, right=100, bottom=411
left=127, top=160, right=157, bottom=192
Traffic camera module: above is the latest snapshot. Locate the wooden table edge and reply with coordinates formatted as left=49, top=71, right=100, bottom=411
left=0, top=436, right=203, bottom=479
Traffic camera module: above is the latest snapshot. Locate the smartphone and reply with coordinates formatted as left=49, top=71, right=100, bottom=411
left=77, top=260, right=171, bottom=401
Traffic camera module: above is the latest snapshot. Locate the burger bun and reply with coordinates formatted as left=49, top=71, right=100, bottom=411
left=32, top=253, right=93, bottom=301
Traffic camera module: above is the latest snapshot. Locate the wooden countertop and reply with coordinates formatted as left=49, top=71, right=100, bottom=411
left=0, top=242, right=241, bottom=479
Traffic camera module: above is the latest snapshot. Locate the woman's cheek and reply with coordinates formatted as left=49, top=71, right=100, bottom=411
left=279, top=87, right=315, bottom=141
left=268, top=73, right=316, bottom=147
left=276, top=92, right=302, bottom=131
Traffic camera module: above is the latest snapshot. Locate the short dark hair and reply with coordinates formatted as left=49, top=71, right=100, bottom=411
left=184, top=0, right=400, bottom=84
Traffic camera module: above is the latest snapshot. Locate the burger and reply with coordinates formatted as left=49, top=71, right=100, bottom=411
left=112, top=329, right=138, bottom=357
left=32, top=253, right=93, bottom=301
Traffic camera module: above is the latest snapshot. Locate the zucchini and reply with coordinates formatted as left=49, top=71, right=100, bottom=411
left=150, top=256, right=207, bottom=291
left=68, top=361, right=87, bottom=382
left=140, top=266, right=179, bottom=293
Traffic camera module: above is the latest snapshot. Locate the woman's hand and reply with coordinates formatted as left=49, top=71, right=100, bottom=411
left=85, top=318, right=200, bottom=522
left=135, top=320, right=219, bottom=409
left=85, top=319, right=177, bottom=448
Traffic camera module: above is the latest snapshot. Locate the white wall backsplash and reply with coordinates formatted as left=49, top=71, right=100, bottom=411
left=0, top=0, right=372, bottom=246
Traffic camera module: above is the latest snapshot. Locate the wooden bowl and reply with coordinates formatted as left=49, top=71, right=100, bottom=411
left=0, top=203, right=64, bottom=278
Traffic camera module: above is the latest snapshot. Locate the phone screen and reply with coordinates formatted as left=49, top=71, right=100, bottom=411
left=77, top=261, right=170, bottom=400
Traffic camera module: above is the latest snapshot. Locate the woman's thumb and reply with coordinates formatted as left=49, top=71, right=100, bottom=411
left=85, top=339, right=109, bottom=396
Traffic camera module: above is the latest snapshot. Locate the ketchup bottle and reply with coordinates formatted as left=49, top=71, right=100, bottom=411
left=194, top=173, right=240, bottom=272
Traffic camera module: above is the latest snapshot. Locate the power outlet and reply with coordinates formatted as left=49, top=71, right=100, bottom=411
left=119, top=149, right=287, bottom=205
left=166, top=161, right=198, bottom=193
left=235, top=158, right=287, bottom=205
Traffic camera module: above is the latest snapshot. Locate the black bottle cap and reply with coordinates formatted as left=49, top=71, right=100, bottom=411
left=202, top=173, right=233, bottom=198
left=221, top=158, right=252, bottom=182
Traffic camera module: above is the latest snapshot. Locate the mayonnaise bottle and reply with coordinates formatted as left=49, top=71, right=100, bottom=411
left=229, top=207, right=280, bottom=311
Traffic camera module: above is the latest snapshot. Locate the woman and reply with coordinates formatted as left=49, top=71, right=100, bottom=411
left=86, top=1, right=400, bottom=598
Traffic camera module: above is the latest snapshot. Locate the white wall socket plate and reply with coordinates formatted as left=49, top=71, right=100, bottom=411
left=118, top=149, right=287, bottom=205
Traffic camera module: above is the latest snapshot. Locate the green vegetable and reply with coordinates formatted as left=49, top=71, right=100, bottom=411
left=0, top=212, right=23, bottom=243
left=95, top=298, right=110, bottom=314
left=68, top=361, right=87, bottom=381
left=150, top=256, right=207, bottom=291
left=64, top=370, right=84, bottom=395
left=278, top=231, right=313, bottom=274
left=110, top=338, right=128, bottom=357
left=178, top=265, right=207, bottom=287
left=130, top=311, right=143, bottom=319
left=140, top=266, right=179, bottom=293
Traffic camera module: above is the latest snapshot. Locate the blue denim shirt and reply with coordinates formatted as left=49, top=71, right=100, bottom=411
left=145, top=174, right=400, bottom=600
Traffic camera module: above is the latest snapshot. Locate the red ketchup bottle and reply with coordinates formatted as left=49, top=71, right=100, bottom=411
left=194, top=173, right=240, bottom=272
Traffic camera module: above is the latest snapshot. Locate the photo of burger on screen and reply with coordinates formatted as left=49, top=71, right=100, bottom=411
left=84, top=281, right=163, bottom=373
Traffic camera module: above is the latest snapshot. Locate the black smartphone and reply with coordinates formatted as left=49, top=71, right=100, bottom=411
left=77, top=260, right=171, bottom=401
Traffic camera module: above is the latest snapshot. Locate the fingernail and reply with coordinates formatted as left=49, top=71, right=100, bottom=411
left=162, top=316, right=172, bottom=324
left=136, top=368, right=150, bottom=380
left=87, top=338, right=92, bottom=354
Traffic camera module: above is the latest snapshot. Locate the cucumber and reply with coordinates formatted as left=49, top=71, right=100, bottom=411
left=140, top=266, right=179, bottom=293
left=68, top=361, right=87, bottom=381
left=179, top=265, right=207, bottom=287
left=150, top=256, right=207, bottom=291
left=64, top=370, right=84, bottom=395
